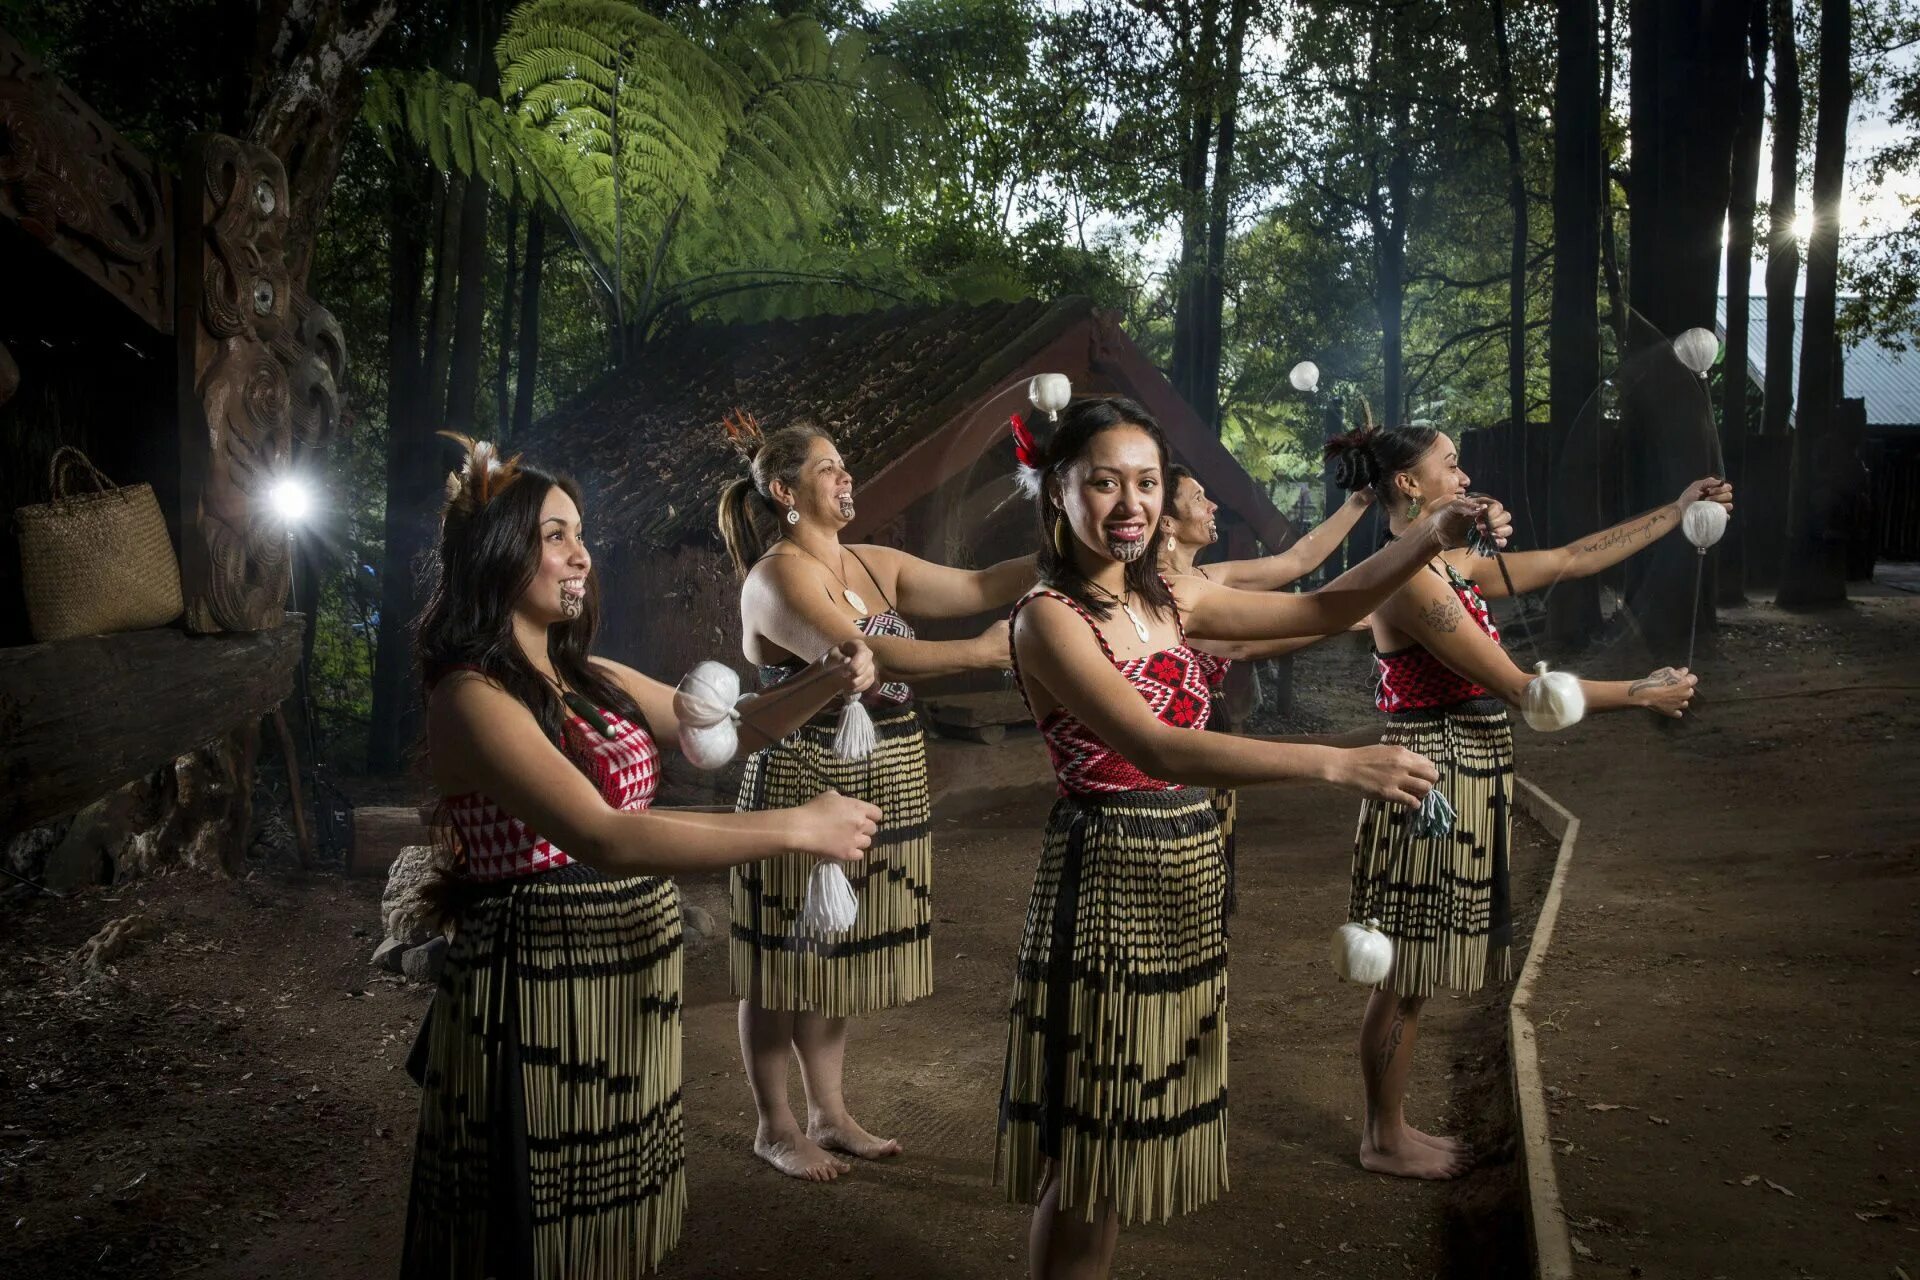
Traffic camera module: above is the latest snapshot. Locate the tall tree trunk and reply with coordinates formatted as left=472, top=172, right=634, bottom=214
left=1168, top=0, right=1221, bottom=423
left=1197, top=0, right=1250, bottom=436
left=245, top=0, right=399, bottom=287
left=1719, top=0, right=1769, bottom=605
left=1378, top=129, right=1412, bottom=425
left=512, top=213, right=546, bottom=438
left=1756, top=0, right=1803, bottom=588
left=1493, top=0, right=1531, bottom=550
left=1551, top=0, right=1606, bottom=644
left=1777, top=0, right=1851, bottom=607
left=1627, top=0, right=1747, bottom=651
left=443, top=175, right=492, bottom=431
left=420, top=177, right=464, bottom=431
left=496, top=200, right=520, bottom=438
left=1598, top=0, right=1629, bottom=346
left=368, top=174, right=431, bottom=774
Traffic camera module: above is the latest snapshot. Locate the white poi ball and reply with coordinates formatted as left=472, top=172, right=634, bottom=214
left=1028, top=373, right=1071, bottom=418
left=1521, top=661, right=1587, bottom=733
left=1331, top=918, right=1393, bottom=985
left=1288, top=360, right=1320, bottom=393
left=1682, top=499, right=1729, bottom=550
left=673, top=660, right=741, bottom=728
left=1672, top=327, right=1719, bottom=376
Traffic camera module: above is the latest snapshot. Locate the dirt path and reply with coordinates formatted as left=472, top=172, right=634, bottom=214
left=1513, top=591, right=1920, bottom=1279
left=2, top=745, right=1550, bottom=1278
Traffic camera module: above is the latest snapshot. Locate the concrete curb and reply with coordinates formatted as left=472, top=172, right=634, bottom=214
left=1510, top=774, right=1580, bottom=1280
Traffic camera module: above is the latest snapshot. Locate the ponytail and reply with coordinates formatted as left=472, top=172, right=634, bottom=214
left=714, top=422, right=832, bottom=578
left=719, top=475, right=780, bottom=579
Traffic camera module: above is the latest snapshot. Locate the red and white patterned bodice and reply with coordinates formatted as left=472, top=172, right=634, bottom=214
left=1010, top=587, right=1213, bottom=796
left=445, top=707, right=660, bottom=882
left=1374, top=563, right=1501, bottom=713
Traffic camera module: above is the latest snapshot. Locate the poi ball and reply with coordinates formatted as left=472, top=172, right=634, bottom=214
left=1288, top=360, right=1320, bottom=393
left=1331, top=918, right=1393, bottom=984
left=1682, top=499, right=1729, bottom=550
left=674, top=660, right=742, bottom=728
left=1521, top=661, right=1587, bottom=732
left=1028, top=373, right=1071, bottom=418
left=1672, top=328, right=1719, bottom=376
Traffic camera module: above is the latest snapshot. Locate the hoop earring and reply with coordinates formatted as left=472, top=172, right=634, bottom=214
left=1052, top=513, right=1073, bottom=558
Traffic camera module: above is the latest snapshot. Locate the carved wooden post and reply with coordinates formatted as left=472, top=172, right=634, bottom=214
left=174, top=134, right=344, bottom=633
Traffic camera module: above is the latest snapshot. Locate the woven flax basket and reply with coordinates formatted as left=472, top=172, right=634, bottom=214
left=16, top=446, right=184, bottom=642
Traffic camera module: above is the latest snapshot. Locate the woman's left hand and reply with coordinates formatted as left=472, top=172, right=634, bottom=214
left=1674, top=477, right=1734, bottom=514
left=817, top=639, right=876, bottom=697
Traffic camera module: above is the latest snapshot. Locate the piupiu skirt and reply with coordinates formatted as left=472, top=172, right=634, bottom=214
left=400, top=863, right=686, bottom=1278
left=997, top=787, right=1229, bottom=1225
left=729, top=703, right=933, bottom=1016
left=1349, top=695, right=1515, bottom=999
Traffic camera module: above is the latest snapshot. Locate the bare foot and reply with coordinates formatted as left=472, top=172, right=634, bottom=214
left=1404, top=1123, right=1471, bottom=1157
left=1359, top=1132, right=1469, bottom=1180
left=808, top=1115, right=903, bottom=1160
left=754, top=1127, right=851, bottom=1182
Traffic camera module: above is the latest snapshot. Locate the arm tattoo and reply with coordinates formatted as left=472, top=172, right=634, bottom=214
left=1576, top=505, right=1675, bottom=557
left=1418, top=598, right=1464, bottom=634
left=1628, top=670, right=1680, bottom=697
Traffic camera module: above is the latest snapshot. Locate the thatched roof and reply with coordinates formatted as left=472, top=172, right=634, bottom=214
left=518, top=296, right=1093, bottom=550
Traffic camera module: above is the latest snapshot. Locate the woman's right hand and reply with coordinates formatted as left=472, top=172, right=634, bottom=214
left=1422, top=494, right=1509, bottom=551
left=1329, top=744, right=1439, bottom=808
left=816, top=639, right=877, bottom=698
left=1628, top=666, right=1698, bottom=717
left=790, top=790, right=881, bottom=862
left=970, top=618, right=1013, bottom=670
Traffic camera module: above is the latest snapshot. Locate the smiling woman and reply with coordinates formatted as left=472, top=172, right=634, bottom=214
left=997, top=396, right=1498, bottom=1279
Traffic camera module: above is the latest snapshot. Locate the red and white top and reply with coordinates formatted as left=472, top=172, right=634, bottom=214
left=1373, top=563, right=1501, bottom=713
left=444, top=705, right=661, bottom=883
left=1009, top=586, right=1213, bottom=797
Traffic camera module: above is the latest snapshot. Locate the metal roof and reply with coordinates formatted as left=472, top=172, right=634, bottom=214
left=1717, top=296, right=1920, bottom=429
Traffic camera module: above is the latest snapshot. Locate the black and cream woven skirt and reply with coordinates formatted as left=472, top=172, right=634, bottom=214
left=729, top=702, right=933, bottom=1017
left=1349, top=695, right=1515, bottom=999
left=401, top=863, right=686, bottom=1278
left=997, top=787, right=1229, bottom=1225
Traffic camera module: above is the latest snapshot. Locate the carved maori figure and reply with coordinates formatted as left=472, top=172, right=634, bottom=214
left=180, top=134, right=343, bottom=633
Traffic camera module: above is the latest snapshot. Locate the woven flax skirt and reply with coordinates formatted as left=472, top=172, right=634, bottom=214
left=1349, top=695, right=1515, bottom=999
left=729, top=703, right=933, bottom=1017
left=401, top=864, right=686, bottom=1278
left=997, top=787, right=1229, bottom=1225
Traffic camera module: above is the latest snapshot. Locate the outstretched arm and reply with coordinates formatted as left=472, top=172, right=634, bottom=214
left=1208, top=490, right=1375, bottom=591
left=1381, top=572, right=1698, bottom=718
left=1461, top=477, right=1732, bottom=598
left=746, top=557, right=1007, bottom=681
left=1014, top=596, right=1437, bottom=805
left=1180, top=496, right=1508, bottom=643
left=861, top=543, right=1039, bottom=619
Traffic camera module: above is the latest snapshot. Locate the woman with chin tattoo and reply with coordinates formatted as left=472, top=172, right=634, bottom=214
left=717, top=418, right=1038, bottom=1182
left=402, top=438, right=881, bottom=1278
left=995, top=397, right=1501, bottom=1279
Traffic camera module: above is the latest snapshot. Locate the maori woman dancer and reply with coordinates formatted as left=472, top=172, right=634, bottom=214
left=402, top=438, right=880, bottom=1278
left=718, top=418, right=1037, bottom=1181
left=997, top=397, right=1501, bottom=1278
left=1158, top=463, right=1376, bottom=916
left=1325, top=423, right=1729, bottom=1179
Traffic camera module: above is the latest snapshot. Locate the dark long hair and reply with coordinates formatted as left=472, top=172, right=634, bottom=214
left=1323, top=425, right=1439, bottom=503
left=1031, top=396, right=1179, bottom=623
left=414, top=461, right=644, bottom=749
left=717, top=423, right=831, bottom=578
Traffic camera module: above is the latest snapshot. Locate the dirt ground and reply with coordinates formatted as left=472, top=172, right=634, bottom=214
left=4, top=583, right=1913, bottom=1279
left=3, top=739, right=1546, bottom=1278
